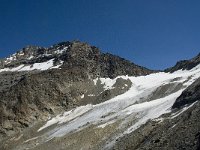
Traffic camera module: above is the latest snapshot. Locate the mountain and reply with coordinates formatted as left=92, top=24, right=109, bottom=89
left=165, top=53, right=200, bottom=72
left=0, top=41, right=200, bottom=150
left=0, top=41, right=153, bottom=78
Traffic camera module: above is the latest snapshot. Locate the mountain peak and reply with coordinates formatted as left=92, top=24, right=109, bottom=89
left=0, top=41, right=200, bottom=150
left=0, top=41, right=154, bottom=78
left=165, top=53, right=200, bottom=72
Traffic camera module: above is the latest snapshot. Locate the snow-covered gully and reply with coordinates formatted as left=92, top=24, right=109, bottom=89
left=0, top=59, right=64, bottom=72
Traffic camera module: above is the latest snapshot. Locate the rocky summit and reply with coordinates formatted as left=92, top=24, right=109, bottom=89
left=0, top=41, right=200, bottom=150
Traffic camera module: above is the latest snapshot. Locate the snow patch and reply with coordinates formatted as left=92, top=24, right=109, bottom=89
left=97, top=120, right=116, bottom=128
left=99, top=78, right=117, bottom=90
left=0, top=59, right=64, bottom=72
left=27, top=55, right=34, bottom=60
left=170, top=101, right=197, bottom=119
left=4, top=53, right=17, bottom=64
left=54, top=46, right=68, bottom=54
left=81, top=94, right=85, bottom=99
left=171, top=124, right=177, bottom=129
left=24, top=137, right=38, bottom=143
left=38, top=104, right=93, bottom=132
left=93, top=76, right=129, bottom=90
left=124, top=89, right=184, bottom=134
left=36, top=64, right=200, bottom=143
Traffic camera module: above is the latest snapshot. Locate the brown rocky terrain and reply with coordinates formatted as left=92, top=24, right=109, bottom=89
left=0, top=41, right=154, bottom=140
left=0, top=41, right=200, bottom=150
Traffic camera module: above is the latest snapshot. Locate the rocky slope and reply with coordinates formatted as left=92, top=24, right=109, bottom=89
left=0, top=41, right=153, bottom=78
left=172, top=77, right=200, bottom=109
left=0, top=41, right=153, bottom=139
left=0, top=41, right=200, bottom=150
left=114, top=54, right=200, bottom=150
left=165, top=53, right=200, bottom=73
left=114, top=78, right=200, bottom=150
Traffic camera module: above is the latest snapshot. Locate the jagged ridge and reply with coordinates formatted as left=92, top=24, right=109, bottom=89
left=0, top=41, right=200, bottom=150
left=0, top=41, right=154, bottom=78
left=165, top=53, right=200, bottom=72
left=0, top=41, right=154, bottom=139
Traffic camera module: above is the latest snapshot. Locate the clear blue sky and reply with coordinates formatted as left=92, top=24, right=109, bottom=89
left=0, top=0, right=200, bottom=70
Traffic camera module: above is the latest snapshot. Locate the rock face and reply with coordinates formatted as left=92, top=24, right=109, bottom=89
left=114, top=78, right=200, bottom=150
left=165, top=53, right=200, bottom=72
left=0, top=41, right=200, bottom=150
left=0, top=41, right=154, bottom=139
left=114, top=102, right=200, bottom=150
left=0, top=41, right=153, bottom=78
left=113, top=56, right=200, bottom=150
left=172, top=77, right=200, bottom=109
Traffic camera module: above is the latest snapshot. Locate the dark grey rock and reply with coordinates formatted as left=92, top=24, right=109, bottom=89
left=172, top=77, right=200, bottom=109
left=114, top=101, right=200, bottom=150
left=0, top=40, right=199, bottom=150
left=165, top=53, right=200, bottom=73
left=1, top=40, right=152, bottom=138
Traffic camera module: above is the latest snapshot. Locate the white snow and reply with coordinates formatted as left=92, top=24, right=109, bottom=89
left=97, top=120, right=116, bottom=128
left=27, top=55, right=34, bottom=60
left=0, top=59, right=64, bottom=72
left=124, top=89, right=184, bottom=134
left=54, top=46, right=68, bottom=54
left=18, top=51, right=24, bottom=56
left=37, top=64, right=200, bottom=143
left=99, top=78, right=116, bottom=90
left=81, top=94, right=85, bottom=99
left=51, top=60, right=64, bottom=69
left=93, top=78, right=98, bottom=85
left=93, top=77, right=129, bottom=90
left=21, top=59, right=54, bottom=71
left=24, top=137, right=38, bottom=143
left=170, top=101, right=197, bottom=119
left=171, top=124, right=177, bottom=129
left=4, top=53, right=17, bottom=64
left=38, top=104, right=93, bottom=132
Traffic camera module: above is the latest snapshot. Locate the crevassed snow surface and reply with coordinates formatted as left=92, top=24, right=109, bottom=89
left=0, top=59, right=63, bottom=72
left=38, top=104, right=93, bottom=132
left=38, top=64, right=200, bottom=142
